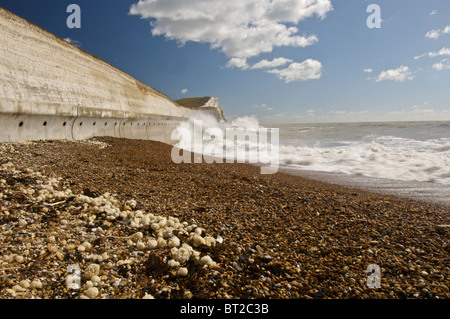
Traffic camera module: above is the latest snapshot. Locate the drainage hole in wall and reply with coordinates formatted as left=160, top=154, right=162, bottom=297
left=63, top=122, right=67, bottom=126
left=19, top=121, right=24, bottom=127
left=43, top=121, right=47, bottom=127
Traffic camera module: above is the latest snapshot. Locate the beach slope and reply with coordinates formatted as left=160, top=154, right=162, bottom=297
left=0, top=137, right=448, bottom=299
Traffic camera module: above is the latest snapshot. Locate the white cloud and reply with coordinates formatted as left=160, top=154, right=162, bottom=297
left=330, top=110, right=346, bottom=114
left=181, top=89, right=188, bottom=94
left=364, top=68, right=373, bottom=73
left=267, top=59, right=322, bottom=83
left=428, top=47, right=450, bottom=58
left=430, top=10, right=438, bottom=15
left=272, top=112, right=286, bottom=119
left=226, top=57, right=249, bottom=70
left=432, top=59, right=450, bottom=71
left=253, top=103, right=274, bottom=111
left=250, top=57, right=293, bottom=69
left=259, top=107, right=450, bottom=124
left=64, top=38, right=81, bottom=47
left=415, top=47, right=450, bottom=60
left=425, top=29, right=441, bottom=39
left=414, top=53, right=426, bottom=60
left=388, top=108, right=450, bottom=122
left=129, top=0, right=332, bottom=61
left=425, top=25, right=450, bottom=39
left=376, top=66, right=414, bottom=82
left=414, top=48, right=450, bottom=72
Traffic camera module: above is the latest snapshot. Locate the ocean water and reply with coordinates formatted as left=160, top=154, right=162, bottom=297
left=272, top=121, right=450, bottom=186
left=269, top=121, right=450, bottom=206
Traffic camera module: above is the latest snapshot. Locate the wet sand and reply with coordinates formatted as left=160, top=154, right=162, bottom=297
left=280, top=167, right=450, bottom=208
left=0, top=137, right=448, bottom=299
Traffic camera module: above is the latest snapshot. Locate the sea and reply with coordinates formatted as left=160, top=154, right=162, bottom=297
left=177, top=115, right=450, bottom=207
left=269, top=120, right=450, bottom=207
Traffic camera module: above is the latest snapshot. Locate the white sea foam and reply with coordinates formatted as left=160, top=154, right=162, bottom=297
left=276, top=122, right=450, bottom=186
left=172, top=114, right=279, bottom=173
left=174, top=118, right=450, bottom=185
left=278, top=141, right=450, bottom=185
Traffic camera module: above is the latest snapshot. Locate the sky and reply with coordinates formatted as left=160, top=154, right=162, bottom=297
left=1, top=0, right=449, bottom=124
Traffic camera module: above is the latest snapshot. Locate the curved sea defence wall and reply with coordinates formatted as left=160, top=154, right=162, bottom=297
left=0, top=7, right=224, bottom=144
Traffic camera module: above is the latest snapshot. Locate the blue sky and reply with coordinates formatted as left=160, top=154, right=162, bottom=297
left=1, top=0, right=449, bottom=123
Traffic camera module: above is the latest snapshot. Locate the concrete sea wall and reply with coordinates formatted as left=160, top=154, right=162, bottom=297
left=0, top=7, right=224, bottom=143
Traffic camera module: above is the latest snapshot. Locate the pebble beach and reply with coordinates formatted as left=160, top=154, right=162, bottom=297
left=0, top=137, right=449, bottom=299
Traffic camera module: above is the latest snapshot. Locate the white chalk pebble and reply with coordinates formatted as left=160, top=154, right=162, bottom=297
left=167, top=259, right=180, bottom=268
left=18, top=219, right=27, bottom=227
left=147, top=239, right=158, bottom=249
left=12, top=284, right=26, bottom=292
left=200, top=256, right=217, bottom=268
left=130, top=232, right=143, bottom=242
left=192, top=234, right=205, bottom=246
left=84, top=263, right=100, bottom=280
left=168, top=236, right=180, bottom=248
left=14, top=255, right=24, bottom=263
left=136, top=241, right=146, bottom=250
left=85, top=287, right=99, bottom=299
left=205, top=236, right=216, bottom=247
left=83, top=281, right=94, bottom=289
left=6, top=289, right=16, bottom=297
left=19, top=280, right=30, bottom=289
left=119, top=211, right=128, bottom=219
left=177, top=267, right=188, bottom=277
left=157, top=237, right=167, bottom=248
left=91, top=275, right=101, bottom=283
left=173, top=247, right=191, bottom=264
left=30, top=279, right=42, bottom=289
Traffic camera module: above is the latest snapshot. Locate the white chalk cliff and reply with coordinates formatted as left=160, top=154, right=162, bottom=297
left=0, top=7, right=225, bottom=143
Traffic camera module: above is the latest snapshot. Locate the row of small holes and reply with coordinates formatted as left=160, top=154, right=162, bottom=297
left=79, top=122, right=177, bottom=126
left=18, top=121, right=178, bottom=127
